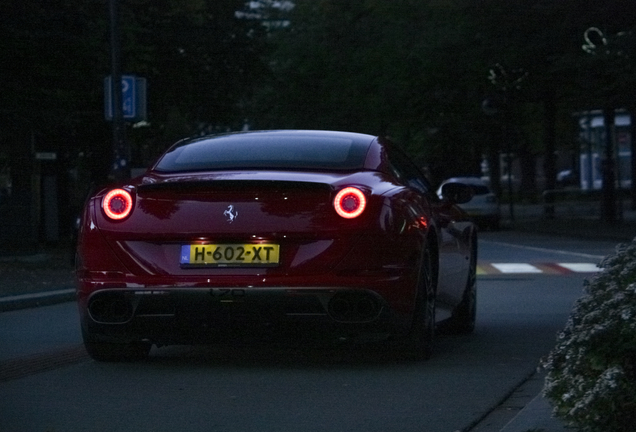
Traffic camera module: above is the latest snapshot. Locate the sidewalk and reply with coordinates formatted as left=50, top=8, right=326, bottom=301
left=505, top=200, right=636, bottom=243
left=471, top=371, right=572, bottom=432
left=500, top=388, right=571, bottom=432
left=0, top=202, right=634, bottom=432
left=0, top=244, right=75, bottom=312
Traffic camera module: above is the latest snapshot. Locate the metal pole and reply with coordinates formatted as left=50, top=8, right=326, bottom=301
left=109, top=0, right=129, bottom=181
left=503, top=107, right=515, bottom=222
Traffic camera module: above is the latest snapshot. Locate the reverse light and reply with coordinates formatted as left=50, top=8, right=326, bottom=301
left=334, top=187, right=366, bottom=219
left=103, top=189, right=133, bottom=220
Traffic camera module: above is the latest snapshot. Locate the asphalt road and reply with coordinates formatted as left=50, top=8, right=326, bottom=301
left=0, top=231, right=619, bottom=432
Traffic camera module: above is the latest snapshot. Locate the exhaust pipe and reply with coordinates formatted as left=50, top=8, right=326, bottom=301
left=88, top=292, right=134, bottom=324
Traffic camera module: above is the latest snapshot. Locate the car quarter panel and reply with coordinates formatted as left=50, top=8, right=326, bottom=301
left=432, top=201, right=474, bottom=306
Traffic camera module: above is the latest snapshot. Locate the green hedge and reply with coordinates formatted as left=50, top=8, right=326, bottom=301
left=543, top=237, right=636, bottom=432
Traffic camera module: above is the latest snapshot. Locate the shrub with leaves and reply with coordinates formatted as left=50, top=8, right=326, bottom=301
left=543, top=237, right=636, bottom=432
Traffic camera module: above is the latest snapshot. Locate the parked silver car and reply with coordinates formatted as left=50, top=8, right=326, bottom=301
left=437, top=177, right=501, bottom=230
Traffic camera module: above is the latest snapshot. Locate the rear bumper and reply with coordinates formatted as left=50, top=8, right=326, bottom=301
left=78, top=287, right=410, bottom=345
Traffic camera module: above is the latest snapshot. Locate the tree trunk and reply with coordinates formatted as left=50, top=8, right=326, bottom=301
left=487, top=126, right=502, bottom=198
left=542, top=97, right=557, bottom=191
left=542, top=95, right=557, bottom=217
left=602, top=108, right=617, bottom=224
left=518, top=143, right=537, bottom=202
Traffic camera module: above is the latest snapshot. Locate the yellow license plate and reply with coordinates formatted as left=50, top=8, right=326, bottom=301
left=181, top=244, right=280, bottom=267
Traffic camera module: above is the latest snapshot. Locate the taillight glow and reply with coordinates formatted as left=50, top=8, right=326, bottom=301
left=103, top=189, right=133, bottom=220
left=334, top=187, right=366, bottom=219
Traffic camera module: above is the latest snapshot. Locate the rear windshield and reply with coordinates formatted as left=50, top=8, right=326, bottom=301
left=153, top=132, right=372, bottom=172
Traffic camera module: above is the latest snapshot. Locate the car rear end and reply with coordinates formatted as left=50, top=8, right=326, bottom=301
left=76, top=133, right=425, bottom=351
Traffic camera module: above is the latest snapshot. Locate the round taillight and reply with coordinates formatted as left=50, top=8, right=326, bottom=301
left=103, top=189, right=133, bottom=220
left=334, top=187, right=366, bottom=219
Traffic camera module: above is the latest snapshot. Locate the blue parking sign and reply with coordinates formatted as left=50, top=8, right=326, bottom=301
left=104, top=75, right=137, bottom=119
left=120, top=75, right=136, bottom=118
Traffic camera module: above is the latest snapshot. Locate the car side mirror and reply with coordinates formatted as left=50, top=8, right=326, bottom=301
left=440, top=183, right=473, bottom=204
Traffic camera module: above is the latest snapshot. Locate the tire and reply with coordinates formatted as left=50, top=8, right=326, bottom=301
left=446, top=237, right=477, bottom=334
left=82, top=328, right=151, bottom=362
left=407, top=247, right=436, bottom=360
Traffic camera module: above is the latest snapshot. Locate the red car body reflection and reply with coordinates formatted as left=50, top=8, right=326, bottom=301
left=76, top=130, right=477, bottom=361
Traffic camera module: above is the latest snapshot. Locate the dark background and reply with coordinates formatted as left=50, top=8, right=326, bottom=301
left=2, top=0, right=636, bottom=253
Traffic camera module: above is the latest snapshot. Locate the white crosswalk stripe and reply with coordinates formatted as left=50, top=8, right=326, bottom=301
left=557, top=263, right=600, bottom=272
left=491, top=263, right=543, bottom=273
left=477, top=262, right=600, bottom=275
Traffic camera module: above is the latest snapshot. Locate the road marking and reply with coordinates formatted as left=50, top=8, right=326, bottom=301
left=477, top=262, right=600, bottom=275
left=491, top=263, right=543, bottom=273
left=480, top=239, right=607, bottom=260
left=557, top=263, right=600, bottom=272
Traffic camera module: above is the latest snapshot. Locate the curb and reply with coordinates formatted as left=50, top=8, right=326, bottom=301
left=0, top=288, right=76, bottom=312
left=500, top=391, right=570, bottom=432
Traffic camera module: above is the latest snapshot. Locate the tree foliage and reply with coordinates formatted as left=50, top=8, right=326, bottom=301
left=253, top=0, right=488, bottom=180
left=543, top=238, right=636, bottom=432
left=0, top=0, right=269, bottom=172
left=120, top=0, right=269, bottom=145
left=252, top=0, right=636, bottom=186
left=2, top=0, right=636, bottom=188
left=0, top=0, right=107, bottom=131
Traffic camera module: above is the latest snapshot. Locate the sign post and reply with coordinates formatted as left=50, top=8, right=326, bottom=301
left=109, top=0, right=127, bottom=180
left=104, top=73, right=148, bottom=182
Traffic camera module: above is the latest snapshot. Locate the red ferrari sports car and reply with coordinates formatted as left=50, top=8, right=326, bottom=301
left=76, top=130, right=477, bottom=361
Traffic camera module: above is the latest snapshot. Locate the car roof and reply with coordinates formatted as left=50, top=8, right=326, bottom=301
left=443, top=176, right=489, bottom=186
left=152, top=130, right=378, bottom=173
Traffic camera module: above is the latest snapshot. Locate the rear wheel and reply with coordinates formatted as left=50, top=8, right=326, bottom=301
left=82, top=328, right=151, bottom=362
left=407, top=247, right=436, bottom=360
